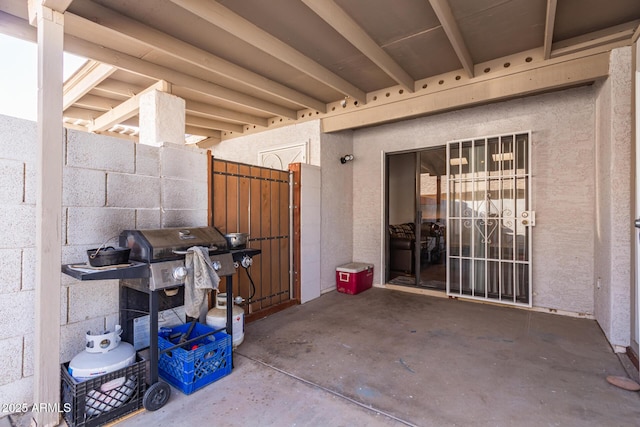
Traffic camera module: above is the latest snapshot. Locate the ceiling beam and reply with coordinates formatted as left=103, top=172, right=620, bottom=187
left=0, top=9, right=277, bottom=127
left=184, top=99, right=268, bottom=127
left=185, top=115, right=244, bottom=134
left=428, top=0, right=474, bottom=78
left=302, top=0, right=414, bottom=92
left=63, top=106, right=103, bottom=121
left=63, top=61, right=116, bottom=109
left=72, top=94, right=120, bottom=111
left=543, top=0, right=557, bottom=59
left=27, top=0, right=73, bottom=25
left=550, top=20, right=640, bottom=58
left=69, top=0, right=327, bottom=112
left=322, top=52, right=609, bottom=133
left=88, top=80, right=168, bottom=132
left=170, top=0, right=367, bottom=103
left=43, top=0, right=73, bottom=13
left=196, top=137, right=222, bottom=150
left=0, top=10, right=38, bottom=42
left=60, top=13, right=299, bottom=119
left=91, top=80, right=146, bottom=98
left=185, top=125, right=222, bottom=139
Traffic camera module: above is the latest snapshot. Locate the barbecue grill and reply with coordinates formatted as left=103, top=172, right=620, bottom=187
left=118, top=226, right=259, bottom=410
left=119, top=226, right=236, bottom=290
left=63, top=226, right=260, bottom=412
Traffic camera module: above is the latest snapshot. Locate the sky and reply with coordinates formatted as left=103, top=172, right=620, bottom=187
left=0, top=33, right=87, bottom=121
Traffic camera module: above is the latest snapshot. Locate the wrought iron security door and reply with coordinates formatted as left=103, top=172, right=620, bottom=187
left=447, top=132, right=533, bottom=306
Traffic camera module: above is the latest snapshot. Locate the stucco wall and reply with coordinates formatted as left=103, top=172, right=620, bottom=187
left=0, top=114, right=208, bottom=407
left=352, top=86, right=598, bottom=315
left=211, top=120, right=322, bottom=167
left=594, top=46, right=632, bottom=348
left=319, top=131, right=354, bottom=293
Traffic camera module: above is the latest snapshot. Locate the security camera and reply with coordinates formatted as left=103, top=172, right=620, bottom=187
left=340, top=154, right=354, bottom=164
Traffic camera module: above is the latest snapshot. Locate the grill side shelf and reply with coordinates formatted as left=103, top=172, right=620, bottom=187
left=62, top=261, right=150, bottom=281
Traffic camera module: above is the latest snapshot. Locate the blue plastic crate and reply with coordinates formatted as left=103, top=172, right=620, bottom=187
left=158, top=323, right=232, bottom=395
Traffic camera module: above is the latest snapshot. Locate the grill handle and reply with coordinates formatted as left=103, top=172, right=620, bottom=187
left=172, top=246, right=218, bottom=255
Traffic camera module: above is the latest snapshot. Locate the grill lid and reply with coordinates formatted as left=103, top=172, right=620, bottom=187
left=119, top=227, right=228, bottom=262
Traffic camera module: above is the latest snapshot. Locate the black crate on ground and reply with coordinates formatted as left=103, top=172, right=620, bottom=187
left=60, top=358, right=146, bottom=427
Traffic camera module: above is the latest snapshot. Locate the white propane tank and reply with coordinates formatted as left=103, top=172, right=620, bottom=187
left=67, top=325, right=137, bottom=416
left=206, top=293, right=244, bottom=347
left=68, top=325, right=135, bottom=380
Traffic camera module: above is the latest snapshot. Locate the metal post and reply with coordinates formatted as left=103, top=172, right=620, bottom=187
left=226, top=276, right=234, bottom=366
left=149, top=290, right=159, bottom=384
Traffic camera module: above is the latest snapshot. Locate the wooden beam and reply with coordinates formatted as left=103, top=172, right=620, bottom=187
left=72, top=94, right=120, bottom=111
left=184, top=99, right=268, bottom=127
left=89, top=81, right=167, bottom=132
left=428, top=0, right=474, bottom=78
left=33, top=5, right=63, bottom=427
left=633, top=23, right=640, bottom=44
left=321, top=52, right=610, bottom=132
left=185, top=114, right=244, bottom=133
left=68, top=1, right=327, bottom=112
left=196, top=136, right=222, bottom=149
left=62, top=13, right=298, bottom=119
left=302, top=0, right=414, bottom=92
left=185, top=125, right=222, bottom=139
left=42, top=0, right=73, bottom=13
left=0, top=11, right=292, bottom=124
left=543, top=0, right=557, bottom=59
left=92, top=80, right=145, bottom=98
left=63, top=61, right=116, bottom=109
left=0, top=10, right=38, bottom=41
left=551, top=20, right=639, bottom=58
left=170, top=0, right=367, bottom=103
left=63, top=106, right=103, bottom=121
left=28, top=0, right=73, bottom=25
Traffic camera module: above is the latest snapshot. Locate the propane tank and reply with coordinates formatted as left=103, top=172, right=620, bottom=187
left=206, top=292, right=244, bottom=347
left=68, top=325, right=135, bottom=380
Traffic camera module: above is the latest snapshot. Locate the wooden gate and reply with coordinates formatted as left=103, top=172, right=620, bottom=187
left=209, top=158, right=295, bottom=321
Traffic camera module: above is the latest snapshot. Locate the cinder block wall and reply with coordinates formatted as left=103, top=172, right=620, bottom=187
left=0, top=114, right=208, bottom=408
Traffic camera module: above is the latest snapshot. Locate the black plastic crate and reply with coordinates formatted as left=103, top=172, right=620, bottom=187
left=61, top=358, right=146, bottom=427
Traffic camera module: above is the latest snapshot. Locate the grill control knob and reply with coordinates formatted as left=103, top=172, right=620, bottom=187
left=212, top=261, right=222, bottom=271
left=172, top=266, right=188, bottom=281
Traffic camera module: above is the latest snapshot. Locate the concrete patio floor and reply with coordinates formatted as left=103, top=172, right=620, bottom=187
left=112, top=287, right=639, bottom=426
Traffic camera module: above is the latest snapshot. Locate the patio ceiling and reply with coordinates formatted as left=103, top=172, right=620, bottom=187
left=1, top=0, right=639, bottom=147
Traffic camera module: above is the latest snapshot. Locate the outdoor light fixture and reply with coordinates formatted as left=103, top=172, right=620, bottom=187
left=340, top=154, right=354, bottom=164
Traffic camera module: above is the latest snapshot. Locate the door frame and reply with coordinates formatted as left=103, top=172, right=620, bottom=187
left=382, top=147, right=448, bottom=286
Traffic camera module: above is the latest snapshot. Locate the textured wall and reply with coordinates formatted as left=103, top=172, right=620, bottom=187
left=0, top=115, right=209, bottom=407
left=210, top=121, right=322, bottom=167
left=594, top=47, right=632, bottom=347
left=319, top=131, right=354, bottom=292
left=352, top=86, right=598, bottom=315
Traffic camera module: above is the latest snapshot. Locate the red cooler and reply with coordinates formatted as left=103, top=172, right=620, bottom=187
left=336, top=262, right=374, bottom=295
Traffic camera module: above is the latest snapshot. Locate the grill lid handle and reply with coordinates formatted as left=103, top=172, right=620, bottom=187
left=172, top=246, right=218, bottom=255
